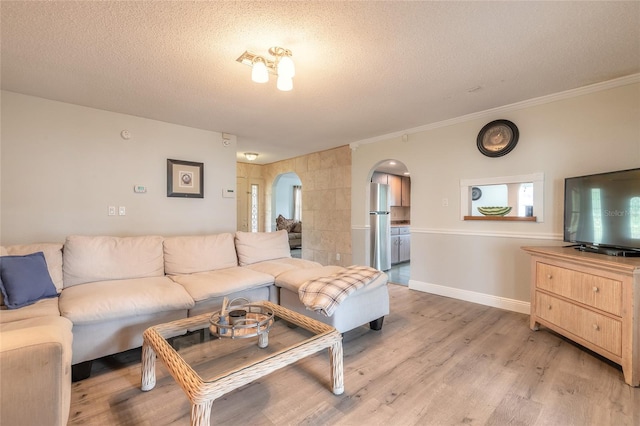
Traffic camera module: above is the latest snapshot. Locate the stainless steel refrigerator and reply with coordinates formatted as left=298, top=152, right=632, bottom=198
left=370, top=183, right=391, bottom=271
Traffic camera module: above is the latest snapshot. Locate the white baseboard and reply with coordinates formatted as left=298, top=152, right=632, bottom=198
left=408, top=280, right=530, bottom=315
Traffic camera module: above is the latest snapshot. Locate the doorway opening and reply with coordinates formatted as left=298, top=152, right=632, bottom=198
left=369, top=159, right=411, bottom=285
left=237, top=174, right=264, bottom=232
left=272, top=172, right=303, bottom=256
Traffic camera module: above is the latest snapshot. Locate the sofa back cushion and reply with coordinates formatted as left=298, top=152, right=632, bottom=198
left=235, top=230, right=291, bottom=266
left=4, top=243, right=64, bottom=292
left=63, top=235, right=164, bottom=287
left=0, top=252, right=59, bottom=309
left=1, top=243, right=63, bottom=308
left=163, top=233, right=238, bottom=275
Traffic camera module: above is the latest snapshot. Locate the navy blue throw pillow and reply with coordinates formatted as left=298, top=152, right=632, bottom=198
left=0, top=251, right=58, bottom=309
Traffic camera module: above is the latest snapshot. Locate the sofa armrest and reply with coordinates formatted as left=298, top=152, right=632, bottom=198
left=0, top=316, right=73, bottom=426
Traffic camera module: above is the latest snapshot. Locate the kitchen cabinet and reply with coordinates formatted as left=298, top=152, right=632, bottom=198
left=391, top=226, right=410, bottom=264
left=371, top=172, right=388, bottom=184
left=390, top=234, right=399, bottom=264
left=372, top=172, right=411, bottom=207
left=388, top=174, right=402, bottom=206
left=523, top=246, right=640, bottom=386
left=398, top=234, right=410, bottom=263
left=401, top=176, right=411, bottom=206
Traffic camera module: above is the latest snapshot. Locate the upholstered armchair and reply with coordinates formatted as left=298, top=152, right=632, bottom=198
left=275, top=215, right=302, bottom=248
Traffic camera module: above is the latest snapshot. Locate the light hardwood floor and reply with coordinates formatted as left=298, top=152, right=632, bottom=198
left=69, top=284, right=640, bottom=425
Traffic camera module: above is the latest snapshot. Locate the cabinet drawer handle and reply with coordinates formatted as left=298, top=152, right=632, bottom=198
left=593, top=286, right=599, bottom=293
left=547, top=305, right=552, bottom=310
left=546, top=274, right=553, bottom=280
left=593, top=324, right=600, bottom=331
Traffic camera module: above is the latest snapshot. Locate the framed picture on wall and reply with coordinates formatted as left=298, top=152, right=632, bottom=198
left=167, top=159, right=204, bottom=198
left=476, top=119, right=519, bottom=158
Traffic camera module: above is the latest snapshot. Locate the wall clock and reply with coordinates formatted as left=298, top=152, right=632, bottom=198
left=477, top=119, right=519, bottom=157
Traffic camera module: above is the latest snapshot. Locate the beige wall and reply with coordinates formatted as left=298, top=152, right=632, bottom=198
left=1, top=92, right=238, bottom=245
left=352, top=79, right=640, bottom=311
left=3, top=79, right=638, bottom=314
left=238, top=146, right=352, bottom=266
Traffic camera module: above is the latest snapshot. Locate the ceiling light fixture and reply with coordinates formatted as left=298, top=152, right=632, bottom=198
left=236, top=47, right=295, bottom=91
left=244, top=152, right=259, bottom=161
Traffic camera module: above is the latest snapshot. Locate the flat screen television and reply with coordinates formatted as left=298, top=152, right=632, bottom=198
left=564, top=168, right=640, bottom=256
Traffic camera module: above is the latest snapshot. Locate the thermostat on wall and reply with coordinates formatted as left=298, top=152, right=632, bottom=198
left=222, top=188, right=235, bottom=198
left=134, top=185, right=147, bottom=193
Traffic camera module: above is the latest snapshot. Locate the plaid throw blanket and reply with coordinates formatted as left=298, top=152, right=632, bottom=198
left=298, top=265, right=382, bottom=317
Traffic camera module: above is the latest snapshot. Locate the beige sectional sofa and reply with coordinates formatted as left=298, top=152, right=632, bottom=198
left=0, top=230, right=389, bottom=426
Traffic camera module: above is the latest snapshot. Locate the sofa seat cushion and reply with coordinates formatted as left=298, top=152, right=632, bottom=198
left=164, top=233, right=238, bottom=275
left=244, top=258, right=323, bottom=278
left=0, top=314, right=72, bottom=346
left=0, top=298, right=60, bottom=324
left=235, top=231, right=291, bottom=266
left=63, top=235, right=165, bottom=287
left=59, top=276, right=194, bottom=325
left=169, top=267, right=274, bottom=302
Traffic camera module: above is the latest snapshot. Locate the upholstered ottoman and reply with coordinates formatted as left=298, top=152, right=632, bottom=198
left=275, top=266, right=389, bottom=333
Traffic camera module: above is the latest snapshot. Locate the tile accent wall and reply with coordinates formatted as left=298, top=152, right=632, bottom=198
left=237, top=145, right=352, bottom=266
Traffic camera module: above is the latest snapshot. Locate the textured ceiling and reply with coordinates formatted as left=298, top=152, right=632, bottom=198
left=2, top=1, right=639, bottom=164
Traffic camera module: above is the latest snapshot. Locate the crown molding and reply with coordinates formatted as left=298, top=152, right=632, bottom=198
left=353, top=73, right=640, bottom=147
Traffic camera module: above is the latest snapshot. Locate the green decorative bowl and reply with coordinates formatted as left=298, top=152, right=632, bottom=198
left=477, top=206, right=512, bottom=216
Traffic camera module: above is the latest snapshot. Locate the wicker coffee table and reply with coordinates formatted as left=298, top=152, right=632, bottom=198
left=140, top=301, right=344, bottom=426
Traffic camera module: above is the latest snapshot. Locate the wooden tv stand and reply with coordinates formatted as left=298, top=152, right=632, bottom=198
left=522, top=246, right=640, bottom=386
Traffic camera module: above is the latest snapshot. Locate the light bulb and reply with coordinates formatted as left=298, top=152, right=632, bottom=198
left=277, top=75, right=293, bottom=91
left=277, top=55, right=295, bottom=78
left=251, top=60, right=269, bottom=83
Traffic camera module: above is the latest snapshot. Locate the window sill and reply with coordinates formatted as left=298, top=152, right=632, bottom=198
left=463, top=216, right=537, bottom=222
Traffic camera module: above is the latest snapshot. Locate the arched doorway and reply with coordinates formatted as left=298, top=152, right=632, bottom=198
left=272, top=172, right=303, bottom=256
left=369, top=159, right=410, bottom=285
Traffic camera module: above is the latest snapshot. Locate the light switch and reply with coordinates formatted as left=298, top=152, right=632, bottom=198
left=108, top=206, right=116, bottom=216
left=119, top=206, right=126, bottom=216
